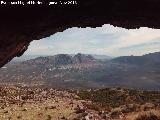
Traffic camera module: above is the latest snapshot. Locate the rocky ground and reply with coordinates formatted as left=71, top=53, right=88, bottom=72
left=0, top=86, right=159, bottom=120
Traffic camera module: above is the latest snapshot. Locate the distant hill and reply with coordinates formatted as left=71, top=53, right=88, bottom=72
left=72, top=53, right=96, bottom=63
left=23, top=54, right=72, bottom=66
left=23, top=53, right=97, bottom=66
left=89, top=54, right=112, bottom=60
left=0, top=52, right=160, bottom=90
left=12, top=54, right=112, bottom=63
left=111, top=52, right=160, bottom=66
left=12, top=55, right=44, bottom=62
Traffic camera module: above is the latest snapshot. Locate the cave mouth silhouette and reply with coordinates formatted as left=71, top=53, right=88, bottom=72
left=1, top=0, right=160, bottom=67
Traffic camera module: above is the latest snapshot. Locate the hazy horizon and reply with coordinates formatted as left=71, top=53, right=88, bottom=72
left=19, top=51, right=160, bottom=58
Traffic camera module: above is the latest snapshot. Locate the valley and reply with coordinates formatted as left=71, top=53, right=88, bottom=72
left=0, top=52, right=160, bottom=90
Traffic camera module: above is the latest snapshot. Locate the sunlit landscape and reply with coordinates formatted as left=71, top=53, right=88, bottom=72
left=0, top=25, right=160, bottom=120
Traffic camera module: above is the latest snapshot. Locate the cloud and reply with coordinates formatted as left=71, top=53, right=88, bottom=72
left=24, top=24, right=160, bottom=56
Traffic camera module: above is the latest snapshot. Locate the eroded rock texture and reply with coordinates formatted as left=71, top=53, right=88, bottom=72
left=0, top=0, right=160, bottom=67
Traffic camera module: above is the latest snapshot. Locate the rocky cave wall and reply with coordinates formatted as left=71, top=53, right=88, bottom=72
left=1, top=0, right=160, bottom=67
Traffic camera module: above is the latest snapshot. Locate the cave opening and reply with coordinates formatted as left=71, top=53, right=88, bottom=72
left=0, top=24, right=160, bottom=90
left=16, top=24, right=160, bottom=58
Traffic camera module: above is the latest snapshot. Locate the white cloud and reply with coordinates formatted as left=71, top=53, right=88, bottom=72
left=24, top=24, right=160, bottom=56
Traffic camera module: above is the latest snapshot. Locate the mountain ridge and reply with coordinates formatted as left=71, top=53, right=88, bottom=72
left=111, top=52, right=160, bottom=66
left=22, top=53, right=97, bottom=66
left=0, top=52, right=160, bottom=90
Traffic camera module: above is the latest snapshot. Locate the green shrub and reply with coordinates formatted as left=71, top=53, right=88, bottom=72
left=86, top=103, right=99, bottom=111
left=77, top=88, right=160, bottom=110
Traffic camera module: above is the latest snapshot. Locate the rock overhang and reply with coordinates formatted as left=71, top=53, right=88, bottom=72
left=0, top=0, right=160, bottom=67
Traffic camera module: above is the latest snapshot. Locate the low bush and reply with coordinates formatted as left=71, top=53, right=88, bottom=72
left=135, top=111, right=160, bottom=120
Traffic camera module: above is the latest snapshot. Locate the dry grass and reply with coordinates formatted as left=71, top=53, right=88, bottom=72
left=0, top=99, right=77, bottom=120
left=135, top=110, right=160, bottom=120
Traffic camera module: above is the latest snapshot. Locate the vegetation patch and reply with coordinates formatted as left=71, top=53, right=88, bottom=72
left=135, top=111, right=160, bottom=120
left=77, top=88, right=160, bottom=110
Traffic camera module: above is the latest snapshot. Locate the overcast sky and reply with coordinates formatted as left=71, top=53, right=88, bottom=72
left=24, top=24, right=160, bottom=57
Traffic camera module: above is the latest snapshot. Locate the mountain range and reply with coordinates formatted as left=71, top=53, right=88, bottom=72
left=112, top=52, right=160, bottom=66
left=12, top=54, right=111, bottom=62
left=0, top=52, right=160, bottom=90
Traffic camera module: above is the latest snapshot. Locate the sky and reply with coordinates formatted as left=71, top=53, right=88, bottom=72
left=24, top=24, right=160, bottom=57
